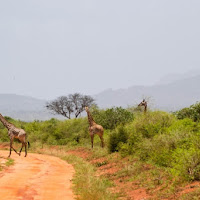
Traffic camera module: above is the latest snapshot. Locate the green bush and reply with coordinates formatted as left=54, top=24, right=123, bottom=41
left=22, top=118, right=89, bottom=146
left=171, top=146, right=200, bottom=181
left=132, top=111, right=175, bottom=138
left=175, top=102, right=200, bottom=122
left=108, top=126, right=129, bottom=153
left=114, top=110, right=200, bottom=181
left=136, top=133, right=178, bottom=166
left=0, top=129, right=9, bottom=142
left=111, top=111, right=175, bottom=159
left=91, top=106, right=134, bottom=130
left=169, top=118, right=199, bottom=133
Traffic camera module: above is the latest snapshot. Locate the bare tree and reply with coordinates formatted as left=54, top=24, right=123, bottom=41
left=73, top=94, right=95, bottom=118
left=69, top=93, right=82, bottom=118
left=46, top=96, right=74, bottom=119
left=46, top=93, right=95, bottom=119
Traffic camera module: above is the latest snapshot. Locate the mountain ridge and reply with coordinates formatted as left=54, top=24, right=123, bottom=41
left=94, top=74, right=200, bottom=110
left=0, top=74, right=199, bottom=121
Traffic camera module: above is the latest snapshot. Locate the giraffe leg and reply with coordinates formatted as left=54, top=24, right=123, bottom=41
left=24, top=142, right=27, bottom=157
left=11, top=146, right=19, bottom=155
left=91, top=135, right=94, bottom=149
left=8, top=138, right=18, bottom=157
left=10, top=138, right=19, bottom=156
left=8, top=139, right=12, bottom=157
left=19, top=142, right=24, bottom=156
left=99, top=135, right=104, bottom=148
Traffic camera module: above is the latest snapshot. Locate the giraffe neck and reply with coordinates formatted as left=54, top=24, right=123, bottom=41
left=0, top=113, right=13, bottom=130
left=144, top=105, right=147, bottom=113
left=86, top=110, right=96, bottom=127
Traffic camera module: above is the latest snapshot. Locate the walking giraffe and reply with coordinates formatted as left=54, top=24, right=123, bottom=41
left=0, top=113, right=30, bottom=157
left=138, top=99, right=148, bottom=114
left=85, top=107, right=104, bottom=148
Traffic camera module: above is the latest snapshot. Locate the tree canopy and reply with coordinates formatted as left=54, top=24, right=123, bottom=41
left=46, top=93, right=95, bottom=119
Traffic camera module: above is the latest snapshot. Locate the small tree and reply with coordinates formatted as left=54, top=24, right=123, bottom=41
left=46, top=93, right=95, bottom=119
left=175, top=102, right=200, bottom=122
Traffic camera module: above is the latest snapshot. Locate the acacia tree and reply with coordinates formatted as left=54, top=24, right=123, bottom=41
left=46, top=93, right=95, bottom=119
left=71, top=94, right=95, bottom=118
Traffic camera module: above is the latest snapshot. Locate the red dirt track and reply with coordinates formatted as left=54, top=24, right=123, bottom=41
left=0, top=150, right=75, bottom=200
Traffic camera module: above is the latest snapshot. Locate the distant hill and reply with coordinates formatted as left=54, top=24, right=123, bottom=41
left=0, top=94, right=64, bottom=121
left=94, top=74, right=200, bottom=111
left=0, top=74, right=199, bottom=121
left=0, top=94, right=45, bottom=111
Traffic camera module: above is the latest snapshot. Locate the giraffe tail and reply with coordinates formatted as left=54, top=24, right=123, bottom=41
left=28, top=141, right=30, bottom=148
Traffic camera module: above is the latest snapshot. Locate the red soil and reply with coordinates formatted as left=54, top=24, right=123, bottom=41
left=67, top=148, right=200, bottom=200
left=0, top=150, right=75, bottom=200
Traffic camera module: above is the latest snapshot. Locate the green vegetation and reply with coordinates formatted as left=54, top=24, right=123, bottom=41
left=2, top=118, right=89, bottom=146
left=5, top=158, right=14, bottom=167
left=108, top=126, right=129, bottom=153
left=175, top=101, right=200, bottom=122
left=33, top=146, right=116, bottom=200
left=91, top=106, right=134, bottom=130
left=1, top=104, right=200, bottom=198
left=109, top=111, right=200, bottom=181
left=0, top=158, right=14, bottom=171
left=64, top=155, right=116, bottom=200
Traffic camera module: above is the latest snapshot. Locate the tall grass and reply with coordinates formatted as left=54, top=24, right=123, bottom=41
left=64, top=155, right=116, bottom=200
left=33, top=146, right=116, bottom=200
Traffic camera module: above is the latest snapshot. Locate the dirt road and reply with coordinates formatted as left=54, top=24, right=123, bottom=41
left=0, top=150, right=75, bottom=200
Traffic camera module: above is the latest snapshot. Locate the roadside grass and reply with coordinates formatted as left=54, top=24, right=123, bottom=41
left=180, top=189, right=200, bottom=200
left=63, top=154, right=116, bottom=200
left=33, top=145, right=117, bottom=200
left=5, top=158, right=14, bottom=167
left=115, top=160, right=200, bottom=200
left=30, top=144, right=200, bottom=199
left=2, top=141, right=200, bottom=199
left=0, top=156, right=14, bottom=172
left=0, top=143, right=116, bottom=199
left=115, top=160, right=179, bottom=199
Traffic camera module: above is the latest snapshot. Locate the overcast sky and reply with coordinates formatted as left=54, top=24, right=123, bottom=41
left=0, top=0, right=200, bottom=99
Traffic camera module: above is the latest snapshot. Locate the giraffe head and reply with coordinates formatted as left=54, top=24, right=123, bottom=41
left=85, top=106, right=89, bottom=111
left=138, top=99, right=147, bottom=107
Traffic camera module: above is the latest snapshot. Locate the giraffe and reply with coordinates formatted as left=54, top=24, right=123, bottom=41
left=138, top=99, right=147, bottom=113
left=85, top=107, right=104, bottom=148
left=0, top=113, right=30, bottom=157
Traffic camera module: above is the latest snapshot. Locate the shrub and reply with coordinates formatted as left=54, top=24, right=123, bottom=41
left=118, top=124, right=143, bottom=156
left=108, top=126, right=129, bottom=153
left=169, top=118, right=199, bottom=133
left=23, top=118, right=89, bottom=146
left=132, top=111, right=175, bottom=138
left=175, top=102, right=200, bottom=122
left=171, top=147, right=200, bottom=181
left=0, top=128, right=9, bottom=142
left=137, top=133, right=178, bottom=166
left=91, top=106, right=134, bottom=130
